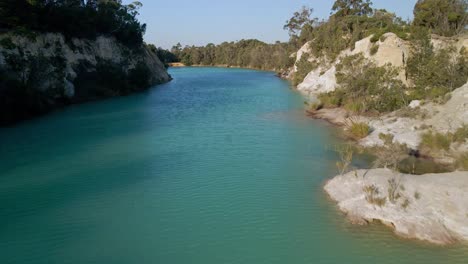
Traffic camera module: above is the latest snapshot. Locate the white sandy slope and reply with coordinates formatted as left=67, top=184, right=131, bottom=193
left=325, top=168, right=468, bottom=245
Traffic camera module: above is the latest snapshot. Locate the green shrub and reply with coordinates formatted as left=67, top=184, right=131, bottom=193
left=414, top=191, right=421, bottom=200
left=453, top=125, right=468, bottom=143
left=308, top=102, right=322, bottom=111
left=370, top=44, right=379, bottom=55
left=0, top=37, right=16, bottom=50
left=293, top=53, right=318, bottom=86
left=420, top=131, right=452, bottom=152
left=318, top=91, right=344, bottom=108
left=335, top=54, right=409, bottom=114
left=347, top=121, right=371, bottom=140
left=456, top=153, right=468, bottom=170
left=407, top=41, right=468, bottom=102
left=401, top=198, right=410, bottom=209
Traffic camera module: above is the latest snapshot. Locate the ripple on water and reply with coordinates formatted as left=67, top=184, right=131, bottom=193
left=0, top=67, right=467, bottom=264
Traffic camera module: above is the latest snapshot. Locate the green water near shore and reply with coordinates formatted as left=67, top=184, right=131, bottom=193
left=1, top=67, right=467, bottom=263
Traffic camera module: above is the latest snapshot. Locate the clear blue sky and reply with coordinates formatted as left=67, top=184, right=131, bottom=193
left=125, top=0, right=417, bottom=49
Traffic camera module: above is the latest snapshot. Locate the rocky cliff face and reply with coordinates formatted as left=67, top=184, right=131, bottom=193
left=294, top=33, right=468, bottom=99
left=0, top=33, right=171, bottom=126
left=295, top=33, right=410, bottom=97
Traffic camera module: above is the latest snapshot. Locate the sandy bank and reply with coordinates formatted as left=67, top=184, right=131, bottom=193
left=325, top=168, right=468, bottom=245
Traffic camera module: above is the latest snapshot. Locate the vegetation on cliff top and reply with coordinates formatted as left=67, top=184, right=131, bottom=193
left=167, top=40, right=295, bottom=71
left=0, top=0, right=146, bottom=46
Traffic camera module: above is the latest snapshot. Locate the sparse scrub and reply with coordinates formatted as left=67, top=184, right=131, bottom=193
left=420, top=131, right=452, bottom=152
left=456, top=153, right=468, bottom=171
left=414, top=191, right=421, bottom=200
left=396, top=107, right=429, bottom=119
left=363, top=185, right=387, bottom=207
left=401, top=198, right=410, bottom=209
left=453, top=125, right=468, bottom=143
left=388, top=178, right=402, bottom=204
left=308, top=102, right=323, bottom=111
left=335, top=144, right=354, bottom=175
left=370, top=44, right=379, bottom=55
left=371, top=134, right=408, bottom=171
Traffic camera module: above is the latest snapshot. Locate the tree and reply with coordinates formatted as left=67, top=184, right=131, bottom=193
left=283, top=6, right=316, bottom=37
left=0, top=0, right=147, bottom=46
left=413, top=0, right=468, bottom=36
left=331, top=0, right=373, bottom=17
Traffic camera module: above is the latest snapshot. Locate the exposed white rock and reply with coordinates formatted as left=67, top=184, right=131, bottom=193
left=294, top=41, right=312, bottom=72
left=431, top=34, right=468, bottom=53
left=362, top=82, right=468, bottom=148
left=409, top=100, right=421, bottom=109
left=325, top=168, right=468, bottom=245
left=296, top=33, right=409, bottom=96
left=297, top=65, right=337, bottom=94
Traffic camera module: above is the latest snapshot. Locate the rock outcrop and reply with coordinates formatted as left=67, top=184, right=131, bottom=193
left=325, top=168, right=468, bottom=245
left=0, top=33, right=171, bottom=125
left=362, top=82, right=468, bottom=150
left=296, top=33, right=410, bottom=97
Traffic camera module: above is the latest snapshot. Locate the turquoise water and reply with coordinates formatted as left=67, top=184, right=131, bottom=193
left=1, top=67, right=467, bottom=264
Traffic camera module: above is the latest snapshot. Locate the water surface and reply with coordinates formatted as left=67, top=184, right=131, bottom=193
left=1, top=67, right=467, bottom=263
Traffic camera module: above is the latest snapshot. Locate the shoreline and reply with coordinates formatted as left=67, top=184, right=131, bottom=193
left=306, top=105, right=468, bottom=245
left=324, top=169, right=468, bottom=245
left=167, top=63, right=290, bottom=77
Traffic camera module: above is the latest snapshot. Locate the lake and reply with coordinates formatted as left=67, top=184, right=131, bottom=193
left=1, top=67, right=467, bottom=263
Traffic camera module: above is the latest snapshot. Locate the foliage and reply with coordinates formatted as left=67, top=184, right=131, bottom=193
left=453, top=124, right=468, bottom=143
left=146, top=44, right=178, bottom=68
left=370, top=133, right=409, bottom=171
left=283, top=6, right=317, bottom=40
left=72, top=58, right=152, bottom=100
left=333, top=54, right=408, bottom=114
left=332, top=0, right=373, bottom=18
left=305, top=8, right=408, bottom=59
left=401, top=198, right=410, bottom=209
left=345, top=119, right=371, bottom=140
left=0, top=0, right=146, bottom=46
left=387, top=178, right=402, bottom=203
left=419, top=127, right=468, bottom=159
left=413, top=0, right=468, bottom=37
left=363, top=185, right=387, bottom=207
left=335, top=144, right=355, bottom=175
left=0, top=50, right=66, bottom=125
left=420, top=131, right=452, bottom=152
left=369, top=43, right=379, bottom=55
left=414, top=191, right=421, bottom=199
left=0, top=37, right=16, bottom=49
left=292, top=53, right=318, bottom=86
left=171, top=39, right=295, bottom=71
left=406, top=39, right=468, bottom=101
left=456, top=152, right=468, bottom=170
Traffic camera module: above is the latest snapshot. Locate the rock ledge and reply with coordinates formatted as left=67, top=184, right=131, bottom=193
left=325, top=169, right=468, bottom=245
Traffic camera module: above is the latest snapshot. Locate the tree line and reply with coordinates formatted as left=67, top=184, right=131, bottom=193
left=0, top=0, right=146, bottom=46
left=157, top=0, right=467, bottom=71
left=162, top=40, right=295, bottom=71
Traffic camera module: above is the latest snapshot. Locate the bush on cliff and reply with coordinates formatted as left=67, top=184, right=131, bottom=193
left=406, top=36, right=468, bottom=101
left=0, top=0, right=146, bottom=47
left=72, top=59, right=152, bottom=100
left=413, top=0, right=468, bottom=37
left=330, top=54, right=408, bottom=114
left=293, top=53, right=318, bottom=86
